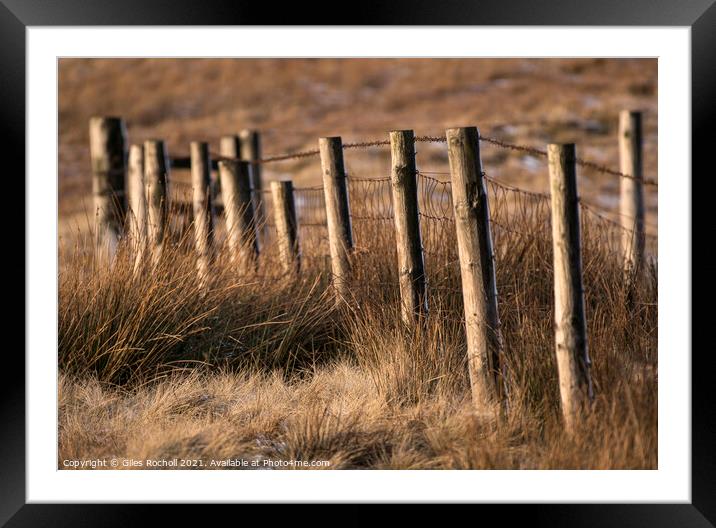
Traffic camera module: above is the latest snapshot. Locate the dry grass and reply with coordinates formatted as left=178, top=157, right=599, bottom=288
left=58, top=201, right=657, bottom=470
left=59, top=223, right=340, bottom=384
left=59, top=356, right=656, bottom=470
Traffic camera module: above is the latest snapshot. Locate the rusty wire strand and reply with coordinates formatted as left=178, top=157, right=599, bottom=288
left=282, top=170, right=656, bottom=233
left=477, top=135, right=658, bottom=187
left=194, top=131, right=657, bottom=188
left=579, top=199, right=658, bottom=234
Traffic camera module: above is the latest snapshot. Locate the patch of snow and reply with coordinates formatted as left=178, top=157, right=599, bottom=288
left=582, top=96, right=602, bottom=109
left=521, top=155, right=541, bottom=172
left=595, top=194, right=619, bottom=209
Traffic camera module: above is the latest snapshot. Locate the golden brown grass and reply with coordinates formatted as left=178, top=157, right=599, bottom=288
left=58, top=363, right=652, bottom=470
left=58, top=197, right=657, bottom=470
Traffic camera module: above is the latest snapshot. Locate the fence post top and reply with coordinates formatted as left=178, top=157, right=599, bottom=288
left=143, top=140, right=169, bottom=159
left=90, top=115, right=124, bottom=124
left=547, top=143, right=577, bottom=164
left=319, top=137, right=344, bottom=153
left=445, top=126, right=480, bottom=138
left=271, top=179, right=293, bottom=189
left=389, top=129, right=414, bottom=135
left=548, top=142, right=576, bottom=150
left=620, top=109, right=644, bottom=117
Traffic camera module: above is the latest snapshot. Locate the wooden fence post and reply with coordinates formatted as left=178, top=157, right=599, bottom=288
left=547, top=143, right=594, bottom=432
left=389, top=130, right=427, bottom=325
left=220, top=135, right=241, bottom=158
left=618, top=110, right=646, bottom=280
left=89, top=116, right=127, bottom=259
left=218, top=160, right=259, bottom=268
left=446, top=126, right=503, bottom=412
left=127, top=144, right=147, bottom=269
left=240, top=129, right=265, bottom=241
left=144, top=139, right=170, bottom=262
left=218, top=135, right=241, bottom=204
left=191, top=141, right=215, bottom=282
left=270, top=180, right=301, bottom=274
left=319, top=136, right=353, bottom=303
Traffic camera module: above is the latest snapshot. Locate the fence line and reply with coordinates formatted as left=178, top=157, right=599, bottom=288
left=155, top=170, right=658, bottom=258
left=87, top=113, right=657, bottom=428
left=171, top=133, right=656, bottom=188
left=148, top=165, right=656, bottom=259
left=168, top=169, right=654, bottom=239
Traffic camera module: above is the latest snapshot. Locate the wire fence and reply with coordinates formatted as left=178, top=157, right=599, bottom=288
left=186, top=176, right=650, bottom=281
left=178, top=132, right=657, bottom=189
left=163, top=130, right=657, bottom=299
left=199, top=133, right=658, bottom=187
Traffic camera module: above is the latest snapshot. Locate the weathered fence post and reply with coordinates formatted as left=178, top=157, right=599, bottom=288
left=618, top=110, right=646, bottom=280
left=319, top=136, right=354, bottom=303
left=144, top=140, right=170, bottom=262
left=218, top=160, right=259, bottom=268
left=218, top=135, right=241, bottom=204
left=547, top=143, right=594, bottom=432
left=446, top=126, right=504, bottom=412
left=240, top=129, right=265, bottom=241
left=390, top=130, right=427, bottom=325
left=89, top=116, right=127, bottom=259
left=127, top=144, right=147, bottom=270
left=271, top=180, right=301, bottom=274
left=191, top=141, right=215, bottom=283
left=220, top=135, right=241, bottom=158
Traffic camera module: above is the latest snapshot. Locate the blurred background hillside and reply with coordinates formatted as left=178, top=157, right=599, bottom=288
left=58, top=58, right=657, bottom=236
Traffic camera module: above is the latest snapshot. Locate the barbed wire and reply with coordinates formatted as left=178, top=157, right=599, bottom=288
left=159, top=166, right=656, bottom=296
left=413, top=134, right=658, bottom=186
left=179, top=131, right=656, bottom=188
left=169, top=168, right=653, bottom=237
left=415, top=135, right=447, bottom=144
left=295, top=186, right=324, bottom=193
left=343, top=139, right=391, bottom=150
left=578, top=199, right=658, bottom=234
left=349, top=176, right=391, bottom=183
left=479, top=135, right=657, bottom=187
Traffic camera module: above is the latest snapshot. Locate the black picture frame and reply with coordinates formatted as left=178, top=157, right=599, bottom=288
left=4, top=0, right=709, bottom=524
